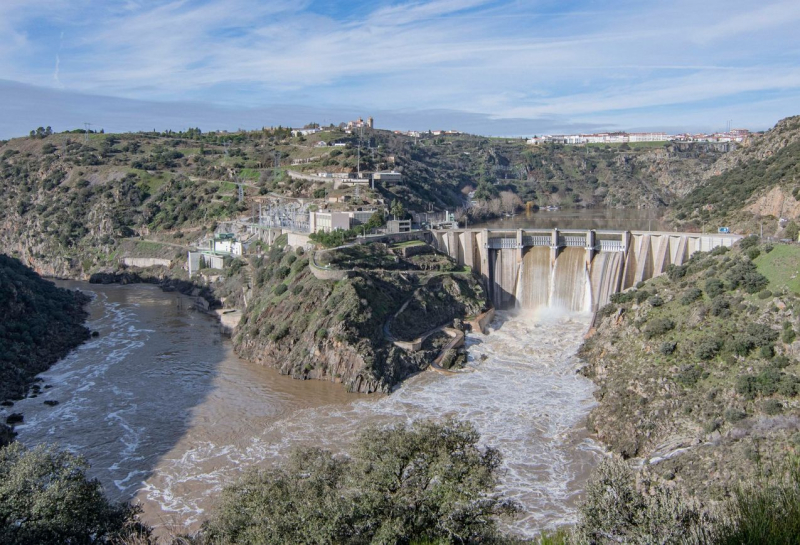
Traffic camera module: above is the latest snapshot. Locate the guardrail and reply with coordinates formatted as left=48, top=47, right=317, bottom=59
left=486, top=237, right=519, bottom=249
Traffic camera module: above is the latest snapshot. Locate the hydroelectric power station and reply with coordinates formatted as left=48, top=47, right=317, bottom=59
left=431, top=229, right=742, bottom=311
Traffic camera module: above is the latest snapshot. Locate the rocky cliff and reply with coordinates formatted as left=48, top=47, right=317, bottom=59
left=234, top=240, right=487, bottom=393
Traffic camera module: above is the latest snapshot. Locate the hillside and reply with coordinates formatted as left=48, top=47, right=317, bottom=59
left=233, top=237, right=486, bottom=392
left=0, top=255, right=90, bottom=445
left=579, top=237, right=800, bottom=501
left=672, top=116, right=800, bottom=236
left=0, top=126, right=742, bottom=279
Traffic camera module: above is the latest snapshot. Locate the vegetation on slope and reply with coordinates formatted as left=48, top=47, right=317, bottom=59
left=673, top=116, right=800, bottom=234
left=0, top=255, right=90, bottom=403
left=580, top=237, right=800, bottom=501
left=234, top=238, right=486, bottom=392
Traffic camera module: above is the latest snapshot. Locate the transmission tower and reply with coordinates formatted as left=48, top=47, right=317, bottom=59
left=273, top=151, right=280, bottom=180
left=83, top=122, right=92, bottom=143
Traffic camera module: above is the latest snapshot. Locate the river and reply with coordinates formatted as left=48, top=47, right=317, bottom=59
left=8, top=282, right=602, bottom=539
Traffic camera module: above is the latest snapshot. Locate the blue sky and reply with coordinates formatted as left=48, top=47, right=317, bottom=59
left=1, top=0, right=799, bottom=138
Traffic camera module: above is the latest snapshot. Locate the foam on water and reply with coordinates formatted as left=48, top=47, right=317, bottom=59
left=11, top=283, right=603, bottom=539
left=140, top=310, right=602, bottom=537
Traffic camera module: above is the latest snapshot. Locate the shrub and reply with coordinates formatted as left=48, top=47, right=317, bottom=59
left=667, top=263, right=687, bottom=281
left=284, top=254, right=297, bottom=266
left=315, top=328, right=327, bottom=340
left=269, top=324, right=289, bottom=342
left=724, top=408, right=747, bottom=423
left=705, top=278, right=726, bottom=298
left=783, top=328, right=796, bottom=344
left=598, top=303, right=617, bottom=319
left=739, top=235, right=759, bottom=250
left=275, top=266, right=290, bottom=279
left=778, top=375, right=799, bottom=397
left=711, top=296, right=731, bottom=317
left=695, top=339, right=722, bottom=360
left=762, top=399, right=783, bottom=415
left=0, top=443, right=148, bottom=543
left=611, top=290, right=637, bottom=304
left=291, top=284, right=303, bottom=296
left=760, top=345, right=775, bottom=359
left=711, top=245, right=730, bottom=256
left=772, top=355, right=791, bottom=369
left=681, top=287, right=703, bottom=305
left=726, top=259, right=768, bottom=293
left=273, top=283, right=288, bottom=295
left=677, top=364, right=704, bottom=386
left=660, top=341, right=677, bottom=355
left=575, top=457, right=707, bottom=544
left=648, top=294, right=664, bottom=307
left=635, top=290, right=651, bottom=304
left=746, top=247, right=761, bottom=260
left=201, top=419, right=518, bottom=544
left=736, top=375, right=758, bottom=400
left=758, top=289, right=773, bottom=300
left=756, top=367, right=782, bottom=396
left=644, top=317, right=675, bottom=339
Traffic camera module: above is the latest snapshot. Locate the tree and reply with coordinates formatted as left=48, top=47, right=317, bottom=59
left=0, top=443, right=148, bottom=543
left=390, top=199, right=405, bottom=220
left=202, top=419, right=517, bottom=544
left=785, top=221, right=799, bottom=241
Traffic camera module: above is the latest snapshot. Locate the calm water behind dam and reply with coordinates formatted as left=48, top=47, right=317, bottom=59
left=8, top=282, right=602, bottom=538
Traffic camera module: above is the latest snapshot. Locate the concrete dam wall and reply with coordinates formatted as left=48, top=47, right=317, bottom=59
left=432, top=228, right=742, bottom=312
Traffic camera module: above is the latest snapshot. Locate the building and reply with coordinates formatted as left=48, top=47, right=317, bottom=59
left=309, top=209, right=380, bottom=233
left=386, top=219, right=411, bottom=233
left=372, top=171, right=403, bottom=184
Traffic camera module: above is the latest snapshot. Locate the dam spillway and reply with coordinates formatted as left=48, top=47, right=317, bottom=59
left=433, top=228, right=742, bottom=311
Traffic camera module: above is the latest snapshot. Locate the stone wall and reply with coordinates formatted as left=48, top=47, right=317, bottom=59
left=122, top=257, right=171, bottom=268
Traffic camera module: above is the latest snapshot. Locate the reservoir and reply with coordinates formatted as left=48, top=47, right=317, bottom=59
left=9, top=281, right=601, bottom=538
left=473, top=207, right=669, bottom=231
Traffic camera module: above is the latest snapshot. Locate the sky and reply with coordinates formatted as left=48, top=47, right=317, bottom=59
left=1, top=0, right=799, bottom=139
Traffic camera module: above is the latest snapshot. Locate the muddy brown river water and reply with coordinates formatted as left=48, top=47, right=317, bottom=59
left=8, top=282, right=602, bottom=539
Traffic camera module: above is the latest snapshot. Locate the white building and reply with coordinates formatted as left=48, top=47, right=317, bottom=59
left=309, top=209, right=379, bottom=233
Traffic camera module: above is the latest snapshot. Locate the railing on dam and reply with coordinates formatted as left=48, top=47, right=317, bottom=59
left=487, top=237, right=519, bottom=249
left=599, top=240, right=625, bottom=252
left=560, top=236, right=587, bottom=247
left=522, top=235, right=550, bottom=247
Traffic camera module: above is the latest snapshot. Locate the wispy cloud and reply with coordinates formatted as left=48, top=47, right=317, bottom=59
left=0, top=0, right=798, bottom=134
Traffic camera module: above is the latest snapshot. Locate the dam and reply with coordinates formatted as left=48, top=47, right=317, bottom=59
left=431, top=229, right=742, bottom=311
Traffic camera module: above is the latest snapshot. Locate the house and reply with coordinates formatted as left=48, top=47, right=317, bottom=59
left=372, top=171, right=403, bottom=184
left=309, top=209, right=380, bottom=233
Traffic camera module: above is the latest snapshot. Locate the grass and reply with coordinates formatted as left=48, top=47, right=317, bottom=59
left=754, top=244, right=800, bottom=293
left=392, top=240, right=426, bottom=248
left=135, top=241, right=165, bottom=253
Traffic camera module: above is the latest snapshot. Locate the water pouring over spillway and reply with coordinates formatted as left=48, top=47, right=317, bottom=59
left=433, top=228, right=740, bottom=311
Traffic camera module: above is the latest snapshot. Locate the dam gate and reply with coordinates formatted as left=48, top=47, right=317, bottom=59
left=431, top=228, right=742, bottom=312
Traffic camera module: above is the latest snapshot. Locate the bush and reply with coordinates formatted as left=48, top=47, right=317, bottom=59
left=705, top=278, right=726, bottom=298
left=273, top=283, right=288, bottom=295
left=681, top=287, right=703, bottom=305
left=275, top=266, right=290, bottom=279
left=291, top=284, right=303, bottom=296
left=635, top=290, right=651, bottom=304
left=783, top=328, right=796, bottom=344
left=648, top=294, right=664, bottom=307
left=772, top=355, right=791, bottom=369
left=660, top=341, right=677, bottom=355
left=760, top=345, right=775, bottom=359
left=695, top=339, right=722, bottom=360
left=611, top=290, right=637, bottom=304
left=711, top=245, right=730, bottom=256
left=724, top=408, right=747, bottom=423
left=739, top=235, right=760, bottom=250
left=201, top=419, right=518, bottom=544
left=269, top=324, right=289, bottom=342
left=644, top=317, right=675, bottom=339
left=315, top=328, right=327, bottom=340
left=758, top=289, right=773, bottom=300
left=598, top=303, right=617, bottom=319
left=0, top=443, right=148, bottom=543
left=711, top=296, right=731, bottom=317
left=726, top=259, right=769, bottom=294
left=575, top=457, right=707, bottom=544
left=677, top=364, right=705, bottom=386
left=762, top=399, right=783, bottom=415
left=746, top=247, right=761, bottom=260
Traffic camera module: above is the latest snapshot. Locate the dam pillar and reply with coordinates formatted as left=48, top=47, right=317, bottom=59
left=550, top=228, right=560, bottom=264
left=516, top=229, right=524, bottom=263
left=585, top=230, right=596, bottom=267
left=479, top=230, right=490, bottom=285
